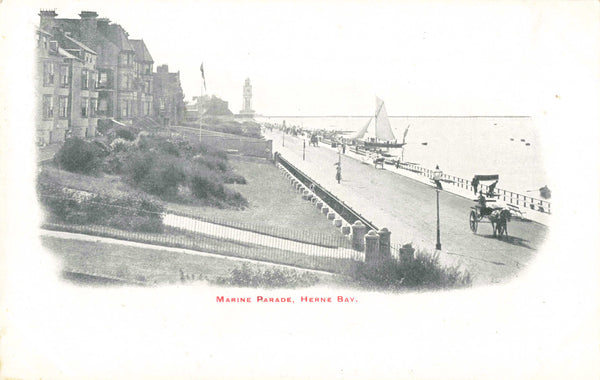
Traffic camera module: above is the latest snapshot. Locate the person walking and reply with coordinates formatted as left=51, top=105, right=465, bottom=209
left=335, top=162, right=342, bottom=183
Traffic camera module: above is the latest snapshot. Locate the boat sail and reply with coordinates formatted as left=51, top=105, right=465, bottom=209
left=350, top=97, right=405, bottom=148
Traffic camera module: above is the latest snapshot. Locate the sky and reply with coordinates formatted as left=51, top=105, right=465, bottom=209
left=8, top=0, right=598, bottom=116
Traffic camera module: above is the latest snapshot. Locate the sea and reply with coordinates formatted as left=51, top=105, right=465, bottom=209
left=256, top=116, right=550, bottom=197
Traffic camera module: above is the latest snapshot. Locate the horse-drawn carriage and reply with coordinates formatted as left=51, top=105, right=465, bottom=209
left=469, top=175, right=512, bottom=238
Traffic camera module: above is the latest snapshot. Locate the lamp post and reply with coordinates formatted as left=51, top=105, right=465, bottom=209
left=303, top=140, right=306, bottom=160
left=433, top=165, right=443, bottom=251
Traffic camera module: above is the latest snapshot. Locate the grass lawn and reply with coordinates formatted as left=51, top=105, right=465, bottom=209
left=166, top=157, right=345, bottom=239
left=41, top=235, right=347, bottom=287
left=39, top=156, right=346, bottom=243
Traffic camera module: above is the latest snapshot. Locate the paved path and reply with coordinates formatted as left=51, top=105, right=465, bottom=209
left=266, top=130, right=549, bottom=285
left=163, top=214, right=362, bottom=260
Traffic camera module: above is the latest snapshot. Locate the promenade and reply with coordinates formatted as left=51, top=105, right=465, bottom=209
left=265, top=130, right=549, bottom=285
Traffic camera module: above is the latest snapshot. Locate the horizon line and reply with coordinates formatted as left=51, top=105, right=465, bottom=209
left=258, top=115, right=532, bottom=118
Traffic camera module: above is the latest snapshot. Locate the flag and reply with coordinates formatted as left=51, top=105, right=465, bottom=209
left=200, top=63, right=206, bottom=91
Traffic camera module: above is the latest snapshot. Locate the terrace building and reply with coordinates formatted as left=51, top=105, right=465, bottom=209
left=153, top=64, right=185, bottom=126
left=130, top=39, right=154, bottom=120
left=36, top=10, right=99, bottom=144
left=38, top=10, right=157, bottom=132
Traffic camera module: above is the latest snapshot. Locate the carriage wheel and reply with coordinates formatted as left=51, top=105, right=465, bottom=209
left=469, top=211, right=478, bottom=233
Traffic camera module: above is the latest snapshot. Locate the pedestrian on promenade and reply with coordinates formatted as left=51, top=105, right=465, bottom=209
left=335, top=162, right=342, bottom=183
left=472, top=176, right=480, bottom=195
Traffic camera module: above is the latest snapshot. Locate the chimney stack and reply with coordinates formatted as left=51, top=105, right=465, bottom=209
left=39, top=9, right=57, bottom=31
left=79, top=11, right=99, bottom=42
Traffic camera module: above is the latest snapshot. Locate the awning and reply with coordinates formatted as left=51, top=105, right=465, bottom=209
left=473, top=174, right=499, bottom=181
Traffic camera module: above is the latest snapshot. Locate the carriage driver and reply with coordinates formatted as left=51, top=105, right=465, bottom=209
left=478, top=191, right=492, bottom=216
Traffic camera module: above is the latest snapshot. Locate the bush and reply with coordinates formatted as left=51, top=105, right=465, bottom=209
left=116, top=128, right=136, bottom=141
left=39, top=183, right=164, bottom=233
left=54, top=138, right=103, bottom=174
left=190, top=168, right=248, bottom=208
left=215, top=263, right=319, bottom=288
left=350, top=247, right=472, bottom=290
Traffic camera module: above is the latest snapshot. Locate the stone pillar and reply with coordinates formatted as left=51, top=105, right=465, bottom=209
left=351, top=221, right=367, bottom=251
left=399, top=244, right=415, bottom=263
left=341, top=225, right=351, bottom=235
left=365, top=230, right=380, bottom=263
left=377, top=227, right=391, bottom=258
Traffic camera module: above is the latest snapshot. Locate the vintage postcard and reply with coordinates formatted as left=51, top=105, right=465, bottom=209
left=1, top=0, right=599, bottom=379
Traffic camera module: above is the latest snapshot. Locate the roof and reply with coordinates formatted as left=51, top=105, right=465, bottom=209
left=63, top=34, right=97, bottom=55
left=106, top=24, right=134, bottom=51
left=58, top=47, right=80, bottom=60
left=129, top=39, right=153, bottom=63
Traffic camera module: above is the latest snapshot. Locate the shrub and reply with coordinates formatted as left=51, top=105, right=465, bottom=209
left=140, top=160, right=186, bottom=197
left=110, top=138, right=134, bottom=152
left=350, top=247, right=471, bottom=290
left=189, top=168, right=248, bottom=208
left=54, top=138, right=103, bottom=174
left=116, top=128, right=136, bottom=141
left=38, top=184, right=164, bottom=233
left=215, top=263, right=319, bottom=288
left=223, top=172, right=247, bottom=184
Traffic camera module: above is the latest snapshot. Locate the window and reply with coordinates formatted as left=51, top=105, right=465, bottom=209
left=89, top=98, right=97, bottom=117
left=60, top=65, right=69, bottom=87
left=144, top=101, right=151, bottom=116
left=98, top=71, right=108, bottom=88
left=59, top=96, right=68, bottom=118
left=43, top=61, right=54, bottom=86
left=81, top=70, right=89, bottom=90
left=42, top=95, right=53, bottom=118
left=120, top=73, right=131, bottom=91
left=81, top=98, right=88, bottom=117
left=121, top=100, right=129, bottom=117
left=98, top=98, right=108, bottom=114
left=90, top=71, right=97, bottom=89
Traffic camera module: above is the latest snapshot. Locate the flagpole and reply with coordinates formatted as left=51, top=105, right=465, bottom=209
left=199, top=63, right=206, bottom=143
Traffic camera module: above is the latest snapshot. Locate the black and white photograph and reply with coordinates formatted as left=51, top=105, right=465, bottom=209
left=1, top=0, right=599, bottom=379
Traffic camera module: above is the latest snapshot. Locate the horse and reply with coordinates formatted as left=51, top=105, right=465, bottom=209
left=373, top=156, right=385, bottom=169
left=490, top=209, right=511, bottom=238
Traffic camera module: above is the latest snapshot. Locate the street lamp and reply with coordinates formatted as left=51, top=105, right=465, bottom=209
left=303, top=139, right=306, bottom=160
left=433, top=165, right=443, bottom=251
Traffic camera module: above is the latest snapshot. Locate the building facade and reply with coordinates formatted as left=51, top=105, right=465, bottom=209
left=153, top=65, right=185, bottom=126
left=36, top=9, right=168, bottom=144
left=36, top=11, right=100, bottom=145
left=130, top=39, right=154, bottom=120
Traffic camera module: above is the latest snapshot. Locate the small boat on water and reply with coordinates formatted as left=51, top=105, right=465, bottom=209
left=349, top=97, right=407, bottom=149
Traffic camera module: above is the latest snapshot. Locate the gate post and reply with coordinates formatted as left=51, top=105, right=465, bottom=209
left=351, top=221, right=366, bottom=251
left=377, top=227, right=391, bottom=258
left=365, top=230, right=380, bottom=263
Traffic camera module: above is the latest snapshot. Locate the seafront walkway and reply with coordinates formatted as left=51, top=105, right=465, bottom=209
left=265, top=130, right=549, bottom=285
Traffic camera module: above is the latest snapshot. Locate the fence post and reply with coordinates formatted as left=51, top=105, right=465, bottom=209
left=364, top=230, right=380, bottom=263
left=377, top=227, right=391, bottom=258
left=351, top=221, right=366, bottom=251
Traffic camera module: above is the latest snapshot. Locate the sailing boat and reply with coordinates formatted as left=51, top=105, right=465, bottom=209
left=350, top=97, right=405, bottom=149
